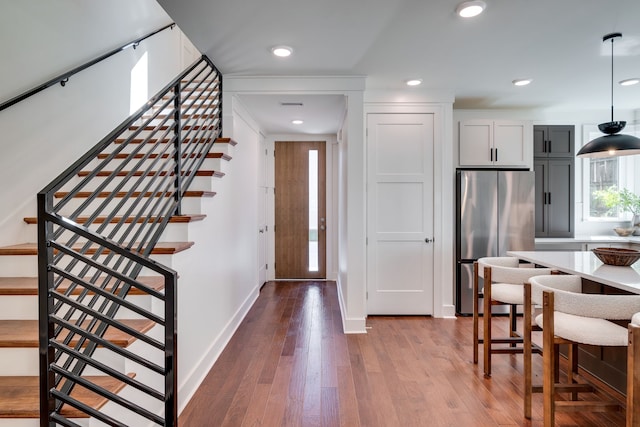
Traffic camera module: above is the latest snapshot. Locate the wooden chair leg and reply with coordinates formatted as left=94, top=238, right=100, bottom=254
left=483, top=267, right=492, bottom=378
left=628, top=324, right=640, bottom=427
left=473, top=261, right=479, bottom=364
left=509, top=304, right=517, bottom=347
left=543, top=291, right=556, bottom=427
left=524, top=282, right=533, bottom=419
left=567, top=342, right=579, bottom=401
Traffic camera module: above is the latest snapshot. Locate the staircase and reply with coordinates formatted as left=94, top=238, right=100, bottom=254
left=0, top=57, right=234, bottom=426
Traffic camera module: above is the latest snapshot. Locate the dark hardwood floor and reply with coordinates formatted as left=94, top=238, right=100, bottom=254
left=179, top=281, right=627, bottom=426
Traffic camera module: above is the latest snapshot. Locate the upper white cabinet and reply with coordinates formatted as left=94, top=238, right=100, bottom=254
left=459, top=120, right=531, bottom=167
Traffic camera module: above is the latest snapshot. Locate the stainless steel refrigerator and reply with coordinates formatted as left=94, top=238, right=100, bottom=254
left=456, top=169, right=535, bottom=315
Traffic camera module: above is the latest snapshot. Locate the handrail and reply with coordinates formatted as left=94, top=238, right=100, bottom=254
left=0, top=22, right=176, bottom=112
left=38, top=55, right=222, bottom=426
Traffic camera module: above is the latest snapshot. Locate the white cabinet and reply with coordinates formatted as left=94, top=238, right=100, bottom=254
left=459, top=120, right=530, bottom=167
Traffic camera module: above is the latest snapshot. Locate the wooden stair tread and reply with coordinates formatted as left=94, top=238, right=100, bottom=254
left=0, top=241, right=194, bottom=256
left=0, top=319, right=155, bottom=348
left=0, top=276, right=165, bottom=296
left=77, top=170, right=225, bottom=178
left=128, top=123, right=216, bottom=131
left=0, top=374, right=133, bottom=418
left=113, top=136, right=233, bottom=145
left=54, top=190, right=216, bottom=199
left=23, top=214, right=206, bottom=225
left=96, top=152, right=231, bottom=160
left=114, top=136, right=209, bottom=144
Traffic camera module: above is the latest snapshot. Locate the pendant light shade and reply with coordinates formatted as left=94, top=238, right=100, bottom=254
left=577, top=33, right=640, bottom=158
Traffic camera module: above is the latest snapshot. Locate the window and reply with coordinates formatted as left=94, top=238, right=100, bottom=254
left=589, top=157, right=619, bottom=218
left=584, top=124, right=639, bottom=220
left=308, top=150, right=319, bottom=272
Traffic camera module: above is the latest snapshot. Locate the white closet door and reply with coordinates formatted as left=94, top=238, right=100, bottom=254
left=367, top=113, right=434, bottom=314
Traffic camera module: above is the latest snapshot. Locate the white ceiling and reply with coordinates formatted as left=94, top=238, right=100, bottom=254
left=158, top=0, right=640, bottom=134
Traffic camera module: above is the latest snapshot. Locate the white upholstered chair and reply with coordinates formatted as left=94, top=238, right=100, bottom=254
left=525, top=274, right=640, bottom=426
left=473, top=257, right=552, bottom=378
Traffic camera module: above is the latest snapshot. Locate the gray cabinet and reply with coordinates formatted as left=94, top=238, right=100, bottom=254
left=534, top=158, right=574, bottom=237
left=533, top=125, right=574, bottom=157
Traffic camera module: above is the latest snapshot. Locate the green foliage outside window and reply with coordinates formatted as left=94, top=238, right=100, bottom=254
left=593, top=187, right=640, bottom=216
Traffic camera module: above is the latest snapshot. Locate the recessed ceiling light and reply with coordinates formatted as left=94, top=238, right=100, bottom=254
left=291, top=119, right=304, bottom=125
left=620, top=78, right=640, bottom=86
left=456, top=1, right=486, bottom=18
left=406, top=79, right=422, bottom=86
left=271, top=46, right=293, bottom=57
left=512, top=79, right=532, bottom=86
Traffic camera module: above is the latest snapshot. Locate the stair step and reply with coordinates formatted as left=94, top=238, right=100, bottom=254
left=0, top=276, right=165, bottom=296
left=112, top=136, right=235, bottom=145
left=77, top=170, right=224, bottom=178
left=128, top=123, right=215, bottom=131
left=96, top=152, right=231, bottom=161
left=0, top=241, right=194, bottom=256
left=54, top=190, right=216, bottom=199
left=114, top=136, right=210, bottom=144
left=0, top=319, right=155, bottom=348
left=23, top=214, right=206, bottom=225
left=0, top=374, right=133, bottom=419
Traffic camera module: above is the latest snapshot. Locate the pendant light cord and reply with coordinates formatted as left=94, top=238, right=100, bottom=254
left=610, top=35, right=614, bottom=123
left=603, top=32, right=622, bottom=123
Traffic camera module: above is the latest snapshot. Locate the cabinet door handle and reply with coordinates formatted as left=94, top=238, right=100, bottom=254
left=548, top=140, right=551, bottom=153
left=490, top=148, right=493, bottom=162
left=495, top=148, right=498, bottom=162
left=548, top=192, right=551, bottom=205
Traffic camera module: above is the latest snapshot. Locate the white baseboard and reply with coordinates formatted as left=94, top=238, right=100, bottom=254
left=177, top=284, right=260, bottom=414
left=336, top=279, right=367, bottom=334
left=438, top=304, right=457, bottom=319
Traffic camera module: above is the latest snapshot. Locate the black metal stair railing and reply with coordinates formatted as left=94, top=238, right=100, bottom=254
left=37, top=55, right=222, bottom=426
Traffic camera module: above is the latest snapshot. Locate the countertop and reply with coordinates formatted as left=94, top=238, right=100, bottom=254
left=535, top=235, right=640, bottom=244
left=507, top=250, right=640, bottom=294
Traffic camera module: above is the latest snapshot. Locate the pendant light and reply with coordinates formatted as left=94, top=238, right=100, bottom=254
left=577, top=33, right=640, bottom=158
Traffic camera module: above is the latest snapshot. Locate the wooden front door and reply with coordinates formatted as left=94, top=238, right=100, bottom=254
left=275, top=141, right=326, bottom=279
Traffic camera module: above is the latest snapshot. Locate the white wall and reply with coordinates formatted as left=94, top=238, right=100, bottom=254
left=0, top=1, right=188, bottom=246
left=453, top=108, right=640, bottom=236
left=178, top=96, right=261, bottom=410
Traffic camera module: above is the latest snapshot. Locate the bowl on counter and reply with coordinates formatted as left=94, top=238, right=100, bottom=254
left=614, top=227, right=636, bottom=236
left=593, top=247, right=640, bottom=266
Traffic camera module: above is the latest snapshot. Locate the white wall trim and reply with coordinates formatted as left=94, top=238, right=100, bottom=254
left=336, top=277, right=367, bottom=333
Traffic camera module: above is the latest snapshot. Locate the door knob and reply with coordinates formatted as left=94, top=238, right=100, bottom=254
left=425, top=238, right=433, bottom=243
